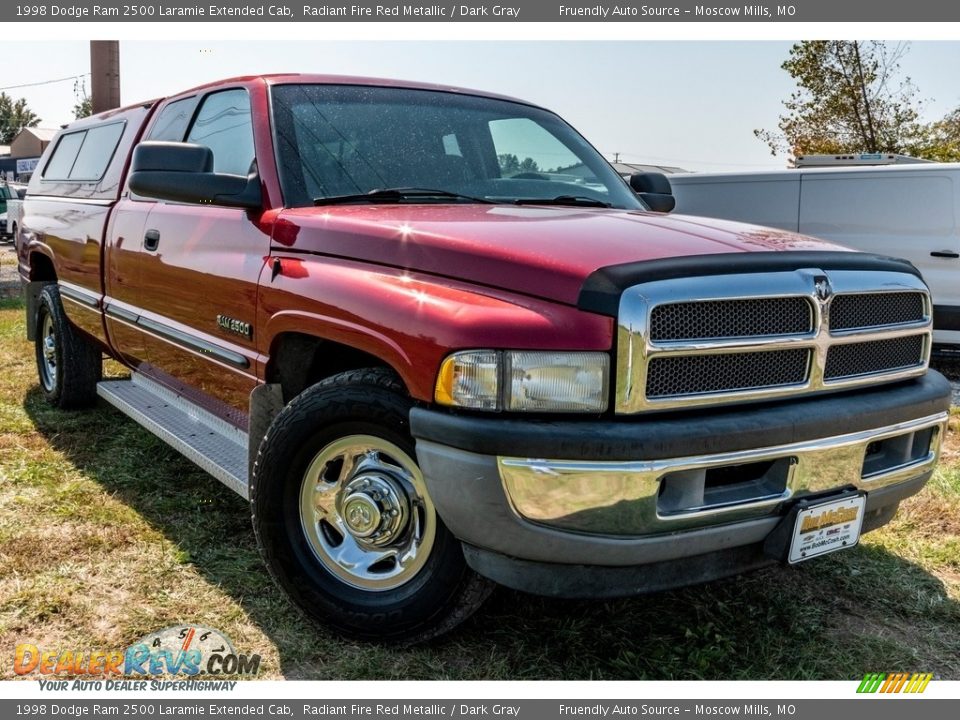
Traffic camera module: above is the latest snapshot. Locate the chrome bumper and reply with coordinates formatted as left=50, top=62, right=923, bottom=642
left=498, top=412, right=947, bottom=536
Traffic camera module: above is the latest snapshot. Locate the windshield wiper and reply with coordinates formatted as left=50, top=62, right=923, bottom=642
left=314, top=187, right=495, bottom=206
left=512, top=195, right=612, bottom=208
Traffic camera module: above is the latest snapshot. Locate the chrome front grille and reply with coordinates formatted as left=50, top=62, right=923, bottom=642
left=616, top=269, right=931, bottom=413
left=646, top=349, right=811, bottom=398
left=824, top=335, right=926, bottom=380
left=649, top=297, right=813, bottom=341
left=830, top=292, right=925, bottom=331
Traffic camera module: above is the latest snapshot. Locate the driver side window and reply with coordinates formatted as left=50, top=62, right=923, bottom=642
left=186, top=89, right=255, bottom=176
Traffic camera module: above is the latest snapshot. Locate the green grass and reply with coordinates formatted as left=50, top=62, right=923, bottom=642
left=0, top=297, right=958, bottom=679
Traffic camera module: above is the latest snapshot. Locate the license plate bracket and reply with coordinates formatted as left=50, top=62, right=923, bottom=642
left=763, top=487, right=866, bottom=564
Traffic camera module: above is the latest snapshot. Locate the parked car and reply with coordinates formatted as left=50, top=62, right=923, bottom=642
left=17, top=75, right=952, bottom=643
left=0, top=183, right=23, bottom=243
left=669, top=163, right=960, bottom=349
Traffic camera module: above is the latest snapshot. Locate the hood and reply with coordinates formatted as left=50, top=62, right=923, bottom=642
left=275, top=205, right=848, bottom=306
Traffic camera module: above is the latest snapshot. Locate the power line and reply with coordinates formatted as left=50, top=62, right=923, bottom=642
left=0, top=74, right=90, bottom=92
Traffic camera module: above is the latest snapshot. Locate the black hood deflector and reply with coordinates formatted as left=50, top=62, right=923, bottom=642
left=578, top=251, right=923, bottom=317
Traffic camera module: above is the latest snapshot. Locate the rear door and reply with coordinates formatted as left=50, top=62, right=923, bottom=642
left=136, top=87, right=270, bottom=424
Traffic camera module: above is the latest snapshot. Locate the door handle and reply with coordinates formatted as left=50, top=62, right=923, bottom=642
left=144, top=229, right=160, bottom=252
left=930, top=250, right=960, bottom=258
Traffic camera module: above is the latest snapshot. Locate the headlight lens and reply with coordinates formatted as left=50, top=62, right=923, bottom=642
left=435, top=350, right=609, bottom=413
left=435, top=350, right=501, bottom=410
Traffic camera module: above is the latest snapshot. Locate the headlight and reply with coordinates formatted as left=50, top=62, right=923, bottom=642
left=435, top=350, right=609, bottom=413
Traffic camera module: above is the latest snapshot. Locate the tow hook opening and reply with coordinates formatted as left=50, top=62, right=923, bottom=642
left=657, top=457, right=794, bottom=516
left=861, top=426, right=936, bottom=479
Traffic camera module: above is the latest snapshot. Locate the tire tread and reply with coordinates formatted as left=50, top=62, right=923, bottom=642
left=36, top=284, right=102, bottom=409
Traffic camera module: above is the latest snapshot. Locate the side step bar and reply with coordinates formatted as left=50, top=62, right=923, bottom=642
left=97, top=373, right=249, bottom=498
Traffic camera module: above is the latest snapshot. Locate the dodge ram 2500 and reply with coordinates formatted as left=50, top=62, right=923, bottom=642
left=17, top=74, right=952, bottom=643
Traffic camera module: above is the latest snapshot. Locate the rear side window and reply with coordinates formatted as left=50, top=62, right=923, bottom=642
left=69, top=123, right=125, bottom=180
left=186, top=89, right=255, bottom=176
left=43, top=122, right=125, bottom=181
left=43, top=131, right=86, bottom=179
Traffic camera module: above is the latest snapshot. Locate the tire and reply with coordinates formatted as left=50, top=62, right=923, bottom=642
left=250, top=368, right=493, bottom=644
left=35, top=284, right=102, bottom=409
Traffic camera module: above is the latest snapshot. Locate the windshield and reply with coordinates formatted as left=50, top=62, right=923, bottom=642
left=271, top=84, right=643, bottom=210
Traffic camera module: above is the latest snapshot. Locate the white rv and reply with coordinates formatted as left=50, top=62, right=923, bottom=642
left=669, top=162, right=960, bottom=347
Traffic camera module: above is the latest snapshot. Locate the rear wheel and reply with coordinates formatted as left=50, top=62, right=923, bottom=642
left=250, top=369, right=493, bottom=644
left=34, top=285, right=102, bottom=409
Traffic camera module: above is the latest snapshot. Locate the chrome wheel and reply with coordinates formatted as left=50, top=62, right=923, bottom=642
left=39, top=312, right=58, bottom=392
left=299, top=435, right=436, bottom=591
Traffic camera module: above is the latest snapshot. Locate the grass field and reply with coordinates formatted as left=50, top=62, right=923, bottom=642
left=0, top=295, right=958, bottom=680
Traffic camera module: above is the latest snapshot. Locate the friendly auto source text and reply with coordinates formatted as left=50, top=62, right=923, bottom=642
left=558, top=5, right=796, bottom=17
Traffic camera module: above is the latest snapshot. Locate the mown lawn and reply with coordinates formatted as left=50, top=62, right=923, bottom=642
left=0, top=295, right=958, bottom=680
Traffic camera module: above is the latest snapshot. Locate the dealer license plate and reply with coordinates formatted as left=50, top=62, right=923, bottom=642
left=788, top=494, right=866, bottom=564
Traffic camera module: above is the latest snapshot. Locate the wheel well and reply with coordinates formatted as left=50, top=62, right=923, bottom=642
left=267, top=333, right=404, bottom=402
left=29, top=253, right=56, bottom=282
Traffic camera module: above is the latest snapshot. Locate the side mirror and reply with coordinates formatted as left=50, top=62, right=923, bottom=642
left=128, top=141, right=261, bottom=209
left=629, top=172, right=675, bottom=213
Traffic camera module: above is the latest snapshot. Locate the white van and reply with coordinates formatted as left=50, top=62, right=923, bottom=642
left=669, top=164, right=960, bottom=347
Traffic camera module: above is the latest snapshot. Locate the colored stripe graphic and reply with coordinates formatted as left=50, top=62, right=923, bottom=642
left=857, top=672, right=932, bottom=693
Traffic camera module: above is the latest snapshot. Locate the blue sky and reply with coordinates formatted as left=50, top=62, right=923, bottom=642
left=7, top=41, right=960, bottom=171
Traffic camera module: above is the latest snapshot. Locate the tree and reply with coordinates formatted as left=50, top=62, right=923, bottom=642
left=518, top=157, right=541, bottom=173
left=0, top=92, right=40, bottom=144
left=73, top=78, right=92, bottom=120
left=908, top=108, right=960, bottom=162
left=756, top=41, right=933, bottom=159
left=497, top=153, right=519, bottom=175
left=498, top=154, right=542, bottom=176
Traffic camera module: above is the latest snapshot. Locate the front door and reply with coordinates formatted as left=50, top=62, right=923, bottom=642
left=136, top=88, right=268, bottom=426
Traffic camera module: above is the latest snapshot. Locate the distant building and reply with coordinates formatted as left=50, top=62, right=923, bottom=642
left=10, top=127, right=58, bottom=159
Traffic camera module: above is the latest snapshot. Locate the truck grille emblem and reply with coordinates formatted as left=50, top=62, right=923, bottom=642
left=814, top=277, right=833, bottom=302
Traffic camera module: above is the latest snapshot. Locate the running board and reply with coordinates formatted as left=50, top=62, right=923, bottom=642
left=97, top=373, right=249, bottom=498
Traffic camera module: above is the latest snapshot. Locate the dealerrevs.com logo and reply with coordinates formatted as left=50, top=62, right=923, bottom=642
left=14, top=625, right=261, bottom=677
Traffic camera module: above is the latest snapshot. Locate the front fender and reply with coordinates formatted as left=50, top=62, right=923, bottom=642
left=257, top=255, right=613, bottom=402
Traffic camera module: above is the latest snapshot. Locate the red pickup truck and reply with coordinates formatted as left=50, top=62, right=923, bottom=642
left=17, top=74, right=952, bottom=643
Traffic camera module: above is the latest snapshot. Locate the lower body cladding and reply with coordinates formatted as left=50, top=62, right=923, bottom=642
left=410, top=372, right=952, bottom=598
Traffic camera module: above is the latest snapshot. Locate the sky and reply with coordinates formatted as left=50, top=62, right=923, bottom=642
left=6, top=40, right=960, bottom=172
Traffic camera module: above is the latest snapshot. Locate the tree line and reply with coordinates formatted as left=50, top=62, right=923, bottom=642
left=756, top=41, right=960, bottom=162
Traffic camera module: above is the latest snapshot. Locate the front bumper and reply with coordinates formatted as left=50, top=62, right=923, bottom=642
left=411, top=372, right=952, bottom=597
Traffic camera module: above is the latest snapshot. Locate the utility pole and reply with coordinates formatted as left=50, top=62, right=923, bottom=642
left=90, top=41, right=120, bottom=114
left=613, top=152, right=620, bottom=163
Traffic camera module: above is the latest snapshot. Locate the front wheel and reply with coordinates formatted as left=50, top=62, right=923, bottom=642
left=250, top=369, right=493, bottom=644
